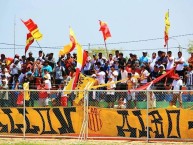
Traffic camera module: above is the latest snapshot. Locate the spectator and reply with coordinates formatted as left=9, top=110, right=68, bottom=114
left=139, top=51, right=149, bottom=66
left=26, top=52, right=35, bottom=63
left=149, top=52, right=157, bottom=72
left=0, top=80, right=8, bottom=107
left=108, top=54, right=114, bottom=67
left=41, top=60, right=52, bottom=77
left=118, top=53, right=126, bottom=67
left=46, top=53, right=55, bottom=70
left=113, top=50, right=119, bottom=62
left=170, top=74, right=183, bottom=108
left=186, top=65, right=193, bottom=96
left=166, top=51, right=174, bottom=71
left=37, top=50, right=45, bottom=63
left=126, top=73, right=137, bottom=109
left=53, top=61, right=65, bottom=85
left=97, top=52, right=106, bottom=67
left=37, top=80, right=48, bottom=107
left=188, top=52, right=193, bottom=66
left=105, top=76, right=116, bottom=108
left=109, top=65, right=118, bottom=82
left=175, top=51, right=185, bottom=80
left=114, top=97, right=126, bottom=109
left=96, top=67, right=106, bottom=85
left=119, top=65, right=128, bottom=83
left=140, top=64, right=150, bottom=86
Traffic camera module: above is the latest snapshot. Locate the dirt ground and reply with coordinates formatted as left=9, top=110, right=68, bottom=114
left=0, top=139, right=193, bottom=145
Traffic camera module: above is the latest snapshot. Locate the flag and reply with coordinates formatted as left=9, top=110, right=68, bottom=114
left=99, top=20, right=111, bottom=41
left=25, top=33, right=34, bottom=54
left=164, top=11, right=170, bottom=47
left=6, top=57, right=13, bottom=66
left=63, top=77, right=75, bottom=95
left=21, top=19, right=43, bottom=40
left=72, top=43, right=88, bottom=89
left=74, top=73, right=95, bottom=104
left=59, top=27, right=77, bottom=56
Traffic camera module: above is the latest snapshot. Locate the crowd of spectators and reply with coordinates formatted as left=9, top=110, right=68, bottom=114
left=0, top=49, right=193, bottom=108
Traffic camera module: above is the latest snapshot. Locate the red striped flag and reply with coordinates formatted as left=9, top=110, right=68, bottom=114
left=99, top=20, right=111, bottom=41
left=25, top=33, right=34, bottom=54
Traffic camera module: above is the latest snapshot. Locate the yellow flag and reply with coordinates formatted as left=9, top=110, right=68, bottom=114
left=74, top=73, right=95, bottom=104
left=165, top=11, right=170, bottom=29
left=76, top=43, right=84, bottom=69
left=31, top=29, right=43, bottom=40
left=58, top=27, right=77, bottom=56
left=63, top=77, right=75, bottom=94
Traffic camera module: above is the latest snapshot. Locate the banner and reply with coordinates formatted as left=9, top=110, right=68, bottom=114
left=1, top=106, right=193, bottom=139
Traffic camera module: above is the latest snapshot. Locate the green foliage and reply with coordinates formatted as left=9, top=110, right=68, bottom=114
left=87, top=47, right=119, bottom=58
left=187, top=41, right=193, bottom=54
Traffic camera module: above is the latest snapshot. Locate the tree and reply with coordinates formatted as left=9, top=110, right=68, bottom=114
left=87, top=47, right=118, bottom=58
left=187, top=41, right=193, bottom=54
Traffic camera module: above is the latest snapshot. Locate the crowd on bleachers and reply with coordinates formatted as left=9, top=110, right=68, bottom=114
left=0, top=49, right=193, bottom=108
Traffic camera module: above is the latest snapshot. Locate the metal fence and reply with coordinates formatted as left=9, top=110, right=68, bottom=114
left=0, top=89, right=193, bottom=141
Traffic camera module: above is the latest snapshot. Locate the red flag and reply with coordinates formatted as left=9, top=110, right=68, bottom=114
left=99, top=20, right=111, bottom=41
left=25, top=33, right=34, bottom=54
left=164, top=31, right=169, bottom=47
left=134, top=68, right=175, bottom=91
left=21, top=19, right=43, bottom=40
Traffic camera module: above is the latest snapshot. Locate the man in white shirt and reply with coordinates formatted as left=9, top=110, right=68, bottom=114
left=140, top=64, right=150, bottom=85
left=166, top=51, right=174, bottom=71
left=175, top=51, right=185, bottom=80
left=170, top=74, right=183, bottom=108
left=119, top=66, right=128, bottom=83
left=109, top=65, right=118, bottom=82
left=149, top=52, right=157, bottom=72
left=105, top=76, right=116, bottom=108
left=96, top=67, right=106, bottom=85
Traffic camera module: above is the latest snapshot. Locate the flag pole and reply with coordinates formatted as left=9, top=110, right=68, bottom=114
left=36, top=40, right=43, bottom=51
left=167, top=9, right=169, bottom=53
left=104, top=40, right=109, bottom=59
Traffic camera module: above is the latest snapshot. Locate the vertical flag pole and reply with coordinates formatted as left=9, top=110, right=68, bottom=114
left=104, top=40, right=109, bottom=59
left=167, top=9, right=169, bottom=53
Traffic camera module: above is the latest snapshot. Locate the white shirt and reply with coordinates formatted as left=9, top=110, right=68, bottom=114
left=121, top=70, right=128, bottom=83
left=45, top=80, right=51, bottom=89
left=149, top=58, right=157, bottom=72
left=175, top=57, right=185, bottom=71
left=10, top=63, right=21, bottom=75
left=109, top=70, right=118, bottom=82
left=107, top=80, right=116, bottom=95
left=141, top=69, right=149, bottom=84
left=166, top=56, right=174, bottom=70
left=97, top=71, right=106, bottom=84
left=172, top=79, right=183, bottom=93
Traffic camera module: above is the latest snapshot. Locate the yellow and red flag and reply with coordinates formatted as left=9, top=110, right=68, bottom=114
left=164, top=11, right=170, bottom=47
left=73, top=43, right=88, bottom=89
left=99, top=20, right=111, bottom=41
left=25, top=33, right=34, bottom=54
left=59, top=27, right=77, bottom=56
left=21, top=19, right=43, bottom=40
left=6, top=57, right=14, bottom=66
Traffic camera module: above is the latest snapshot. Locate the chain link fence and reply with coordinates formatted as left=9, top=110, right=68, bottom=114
left=0, top=89, right=193, bottom=141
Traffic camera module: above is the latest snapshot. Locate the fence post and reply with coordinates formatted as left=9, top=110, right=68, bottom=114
left=23, top=89, right=26, bottom=139
left=146, top=89, right=149, bottom=142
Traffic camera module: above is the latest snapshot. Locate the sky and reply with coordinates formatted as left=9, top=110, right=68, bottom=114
left=0, top=0, right=193, bottom=61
